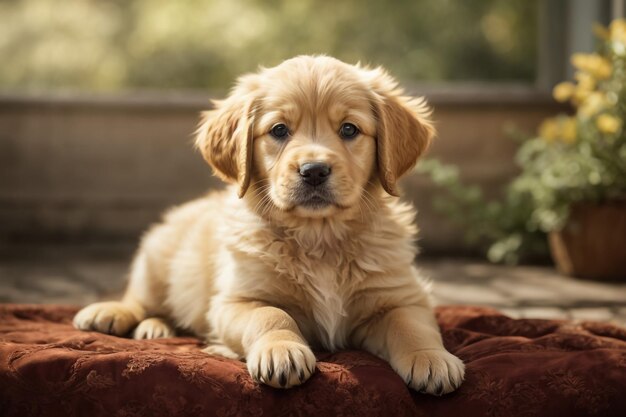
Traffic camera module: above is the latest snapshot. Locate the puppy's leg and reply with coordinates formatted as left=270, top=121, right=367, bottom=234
left=73, top=298, right=144, bottom=336
left=208, top=301, right=316, bottom=388
left=133, top=317, right=175, bottom=340
left=74, top=251, right=160, bottom=336
left=355, top=305, right=464, bottom=395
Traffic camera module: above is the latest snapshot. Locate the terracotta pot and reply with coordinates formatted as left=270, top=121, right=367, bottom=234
left=548, top=201, right=626, bottom=281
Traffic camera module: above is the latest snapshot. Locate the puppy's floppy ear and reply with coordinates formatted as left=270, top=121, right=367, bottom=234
left=195, top=91, right=257, bottom=198
left=368, top=68, right=434, bottom=196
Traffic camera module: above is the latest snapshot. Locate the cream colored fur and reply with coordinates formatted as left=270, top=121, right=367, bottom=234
left=74, top=56, right=465, bottom=395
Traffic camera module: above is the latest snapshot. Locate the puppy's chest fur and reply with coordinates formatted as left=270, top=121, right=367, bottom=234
left=270, top=240, right=364, bottom=350
left=225, top=205, right=417, bottom=351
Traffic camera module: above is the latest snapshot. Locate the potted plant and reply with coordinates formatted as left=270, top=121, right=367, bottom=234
left=417, top=20, right=626, bottom=280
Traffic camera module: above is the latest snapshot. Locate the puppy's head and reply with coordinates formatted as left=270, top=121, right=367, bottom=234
left=196, top=56, right=433, bottom=219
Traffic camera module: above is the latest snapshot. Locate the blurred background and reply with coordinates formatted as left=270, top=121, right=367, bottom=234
left=0, top=0, right=580, bottom=251
left=0, top=0, right=538, bottom=91
left=1, top=0, right=624, bottom=324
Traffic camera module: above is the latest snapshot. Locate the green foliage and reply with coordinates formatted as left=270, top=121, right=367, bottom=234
left=417, top=21, right=626, bottom=264
left=416, top=159, right=547, bottom=264
left=0, top=0, right=537, bottom=91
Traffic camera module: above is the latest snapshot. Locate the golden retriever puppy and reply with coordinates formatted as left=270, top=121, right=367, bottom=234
left=73, top=55, right=464, bottom=394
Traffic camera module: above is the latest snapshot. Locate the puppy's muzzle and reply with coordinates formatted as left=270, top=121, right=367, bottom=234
left=299, top=162, right=331, bottom=187
left=293, top=161, right=335, bottom=209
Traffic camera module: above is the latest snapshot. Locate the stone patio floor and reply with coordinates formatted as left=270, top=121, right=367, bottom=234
left=1, top=246, right=625, bottom=327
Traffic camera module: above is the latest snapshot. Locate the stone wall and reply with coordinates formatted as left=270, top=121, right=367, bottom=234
left=0, top=88, right=566, bottom=255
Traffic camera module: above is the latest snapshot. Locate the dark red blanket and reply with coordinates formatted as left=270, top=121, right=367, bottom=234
left=1, top=304, right=625, bottom=417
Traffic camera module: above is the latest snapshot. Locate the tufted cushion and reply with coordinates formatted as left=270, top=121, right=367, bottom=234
left=1, top=304, right=625, bottom=417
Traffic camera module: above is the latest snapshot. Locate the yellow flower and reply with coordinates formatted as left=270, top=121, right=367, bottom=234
left=575, top=72, right=596, bottom=92
left=593, top=22, right=610, bottom=40
left=573, top=88, right=591, bottom=104
left=610, top=19, right=626, bottom=44
left=578, top=92, right=608, bottom=117
left=539, top=119, right=559, bottom=142
left=596, top=114, right=622, bottom=134
left=571, top=72, right=596, bottom=104
left=571, top=53, right=612, bottom=79
left=539, top=117, right=577, bottom=144
left=560, top=117, right=577, bottom=143
left=553, top=82, right=575, bottom=102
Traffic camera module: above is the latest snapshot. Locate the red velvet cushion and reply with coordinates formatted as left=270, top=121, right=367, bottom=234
left=1, top=304, right=625, bottom=417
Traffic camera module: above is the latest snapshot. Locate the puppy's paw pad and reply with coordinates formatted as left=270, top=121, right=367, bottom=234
left=73, top=302, right=138, bottom=336
left=400, top=349, right=465, bottom=395
left=247, top=341, right=316, bottom=388
left=133, top=318, right=175, bottom=340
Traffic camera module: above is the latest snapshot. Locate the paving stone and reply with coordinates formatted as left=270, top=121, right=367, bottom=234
left=490, top=280, right=560, bottom=303
left=615, top=307, right=626, bottom=318
left=1, top=252, right=625, bottom=327
left=568, top=307, right=616, bottom=322
left=423, top=259, right=626, bottom=311
left=432, top=282, right=511, bottom=306
left=517, top=307, right=570, bottom=320
left=612, top=308, right=626, bottom=327
left=497, top=308, right=524, bottom=319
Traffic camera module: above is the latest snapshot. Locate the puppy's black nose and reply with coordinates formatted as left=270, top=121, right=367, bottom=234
left=299, top=162, right=331, bottom=186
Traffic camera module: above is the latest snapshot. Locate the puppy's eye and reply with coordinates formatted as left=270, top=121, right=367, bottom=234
left=339, top=123, right=359, bottom=139
left=270, top=123, right=290, bottom=140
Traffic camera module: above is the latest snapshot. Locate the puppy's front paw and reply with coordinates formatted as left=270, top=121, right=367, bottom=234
left=73, top=301, right=139, bottom=336
left=133, top=318, right=175, bottom=340
left=246, top=338, right=316, bottom=388
left=396, top=349, right=465, bottom=395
